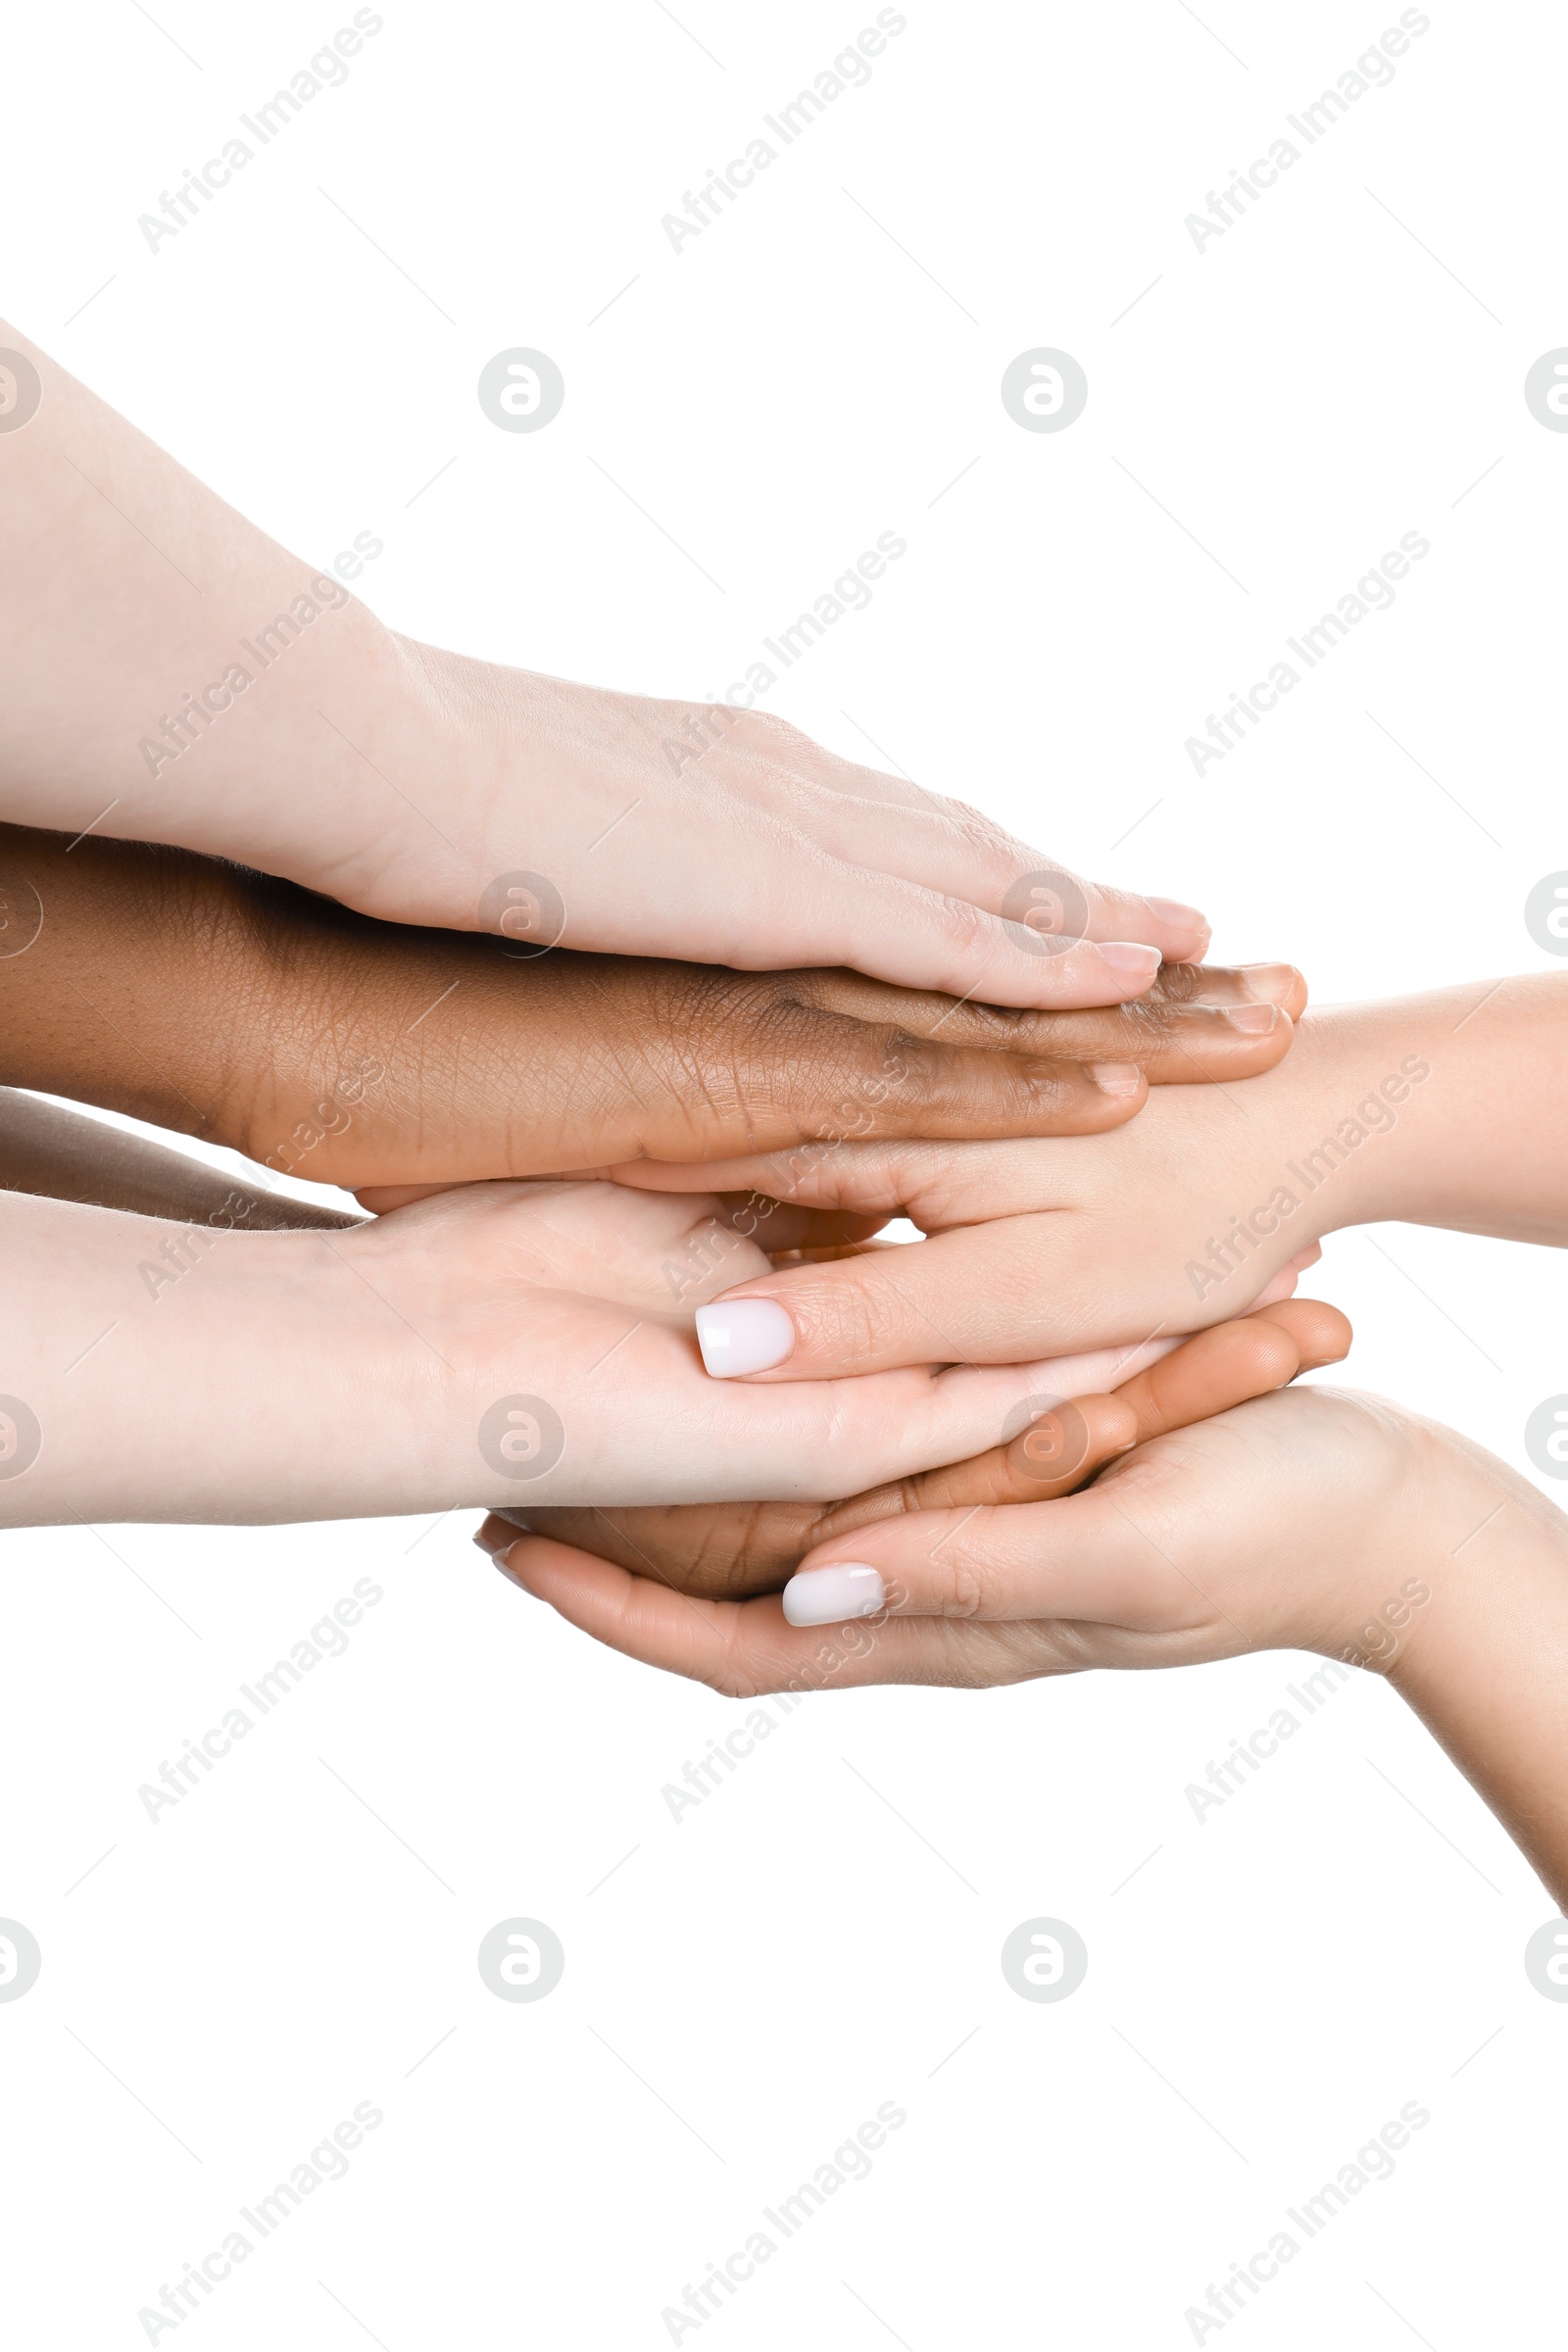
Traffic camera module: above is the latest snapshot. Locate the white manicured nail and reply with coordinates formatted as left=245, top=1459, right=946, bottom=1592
left=695, top=1298, right=796, bottom=1377
left=782, top=1563, right=886, bottom=1627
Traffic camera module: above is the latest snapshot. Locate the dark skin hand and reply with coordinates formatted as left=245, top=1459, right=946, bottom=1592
left=476, top=1298, right=1350, bottom=1602
left=0, top=824, right=1305, bottom=1194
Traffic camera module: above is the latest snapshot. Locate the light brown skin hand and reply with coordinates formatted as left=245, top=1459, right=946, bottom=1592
left=0, top=823, right=1304, bottom=1193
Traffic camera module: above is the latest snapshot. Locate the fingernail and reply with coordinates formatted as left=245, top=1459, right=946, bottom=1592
left=781, top=1563, right=886, bottom=1627
left=493, top=1549, right=528, bottom=1591
left=472, top=1525, right=508, bottom=1556
left=1220, top=1004, right=1279, bottom=1034
left=695, top=1298, right=796, bottom=1377
left=1144, top=897, right=1208, bottom=946
left=1237, top=962, right=1298, bottom=1003
left=1089, top=1061, right=1142, bottom=1097
left=1096, top=942, right=1162, bottom=979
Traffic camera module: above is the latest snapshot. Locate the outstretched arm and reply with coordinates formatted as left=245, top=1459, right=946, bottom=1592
left=0, top=322, right=1208, bottom=1004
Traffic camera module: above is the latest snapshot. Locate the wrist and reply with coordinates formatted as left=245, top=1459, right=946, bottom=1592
left=1248, top=1000, right=1440, bottom=1240
left=0, top=828, right=263, bottom=1149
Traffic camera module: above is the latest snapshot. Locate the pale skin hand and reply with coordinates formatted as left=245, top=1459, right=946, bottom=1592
left=0, top=1176, right=1222, bottom=1528
left=478, top=1296, right=1351, bottom=1598
left=0, top=323, right=1208, bottom=1004
left=496, top=1383, right=1568, bottom=1909
left=612, top=978, right=1568, bottom=1377
left=0, top=825, right=1303, bottom=1191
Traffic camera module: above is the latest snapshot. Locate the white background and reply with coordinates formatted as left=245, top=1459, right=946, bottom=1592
left=3, top=1, right=1567, bottom=2344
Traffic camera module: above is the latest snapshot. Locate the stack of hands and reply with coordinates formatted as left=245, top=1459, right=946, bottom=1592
left=4, top=321, right=1565, bottom=1903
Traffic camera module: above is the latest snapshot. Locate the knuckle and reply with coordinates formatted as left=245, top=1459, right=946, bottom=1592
left=703, top=1660, right=765, bottom=1702
left=926, top=1547, right=986, bottom=1618
left=797, top=1275, right=899, bottom=1364
left=728, top=709, right=817, bottom=766
left=933, top=891, right=990, bottom=957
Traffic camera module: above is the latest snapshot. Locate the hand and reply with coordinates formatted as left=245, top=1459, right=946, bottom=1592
left=484, top=1345, right=1476, bottom=1693
left=477, top=1295, right=1348, bottom=1597
left=0, top=1176, right=1180, bottom=1528
left=612, top=982, right=1567, bottom=1379
left=0, top=824, right=1303, bottom=1190
left=1, top=324, right=1209, bottom=1006
left=492, top=1348, right=1568, bottom=1907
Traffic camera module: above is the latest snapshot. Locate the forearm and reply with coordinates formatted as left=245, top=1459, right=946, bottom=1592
left=0, top=322, right=440, bottom=906
left=0, top=823, right=275, bottom=1141
left=1253, top=978, right=1568, bottom=1249
left=0, top=1191, right=408, bottom=1525
left=1379, top=1434, right=1568, bottom=1907
left=0, top=1087, right=361, bottom=1229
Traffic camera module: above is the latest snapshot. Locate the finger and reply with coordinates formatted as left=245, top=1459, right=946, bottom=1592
left=792, top=959, right=1305, bottom=1078
left=1249, top=1243, right=1321, bottom=1309
left=711, top=1198, right=893, bottom=1254
left=1112, top=1315, right=1301, bottom=1442
left=487, top=1340, right=1177, bottom=1600
left=729, top=727, right=1211, bottom=963
left=707, top=1026, right=1155, bottom=1142
left=356, top=1182, right=465, bottom=1211
left=483, top=1494, right=829, bottom=1595
left=767, top=851, right=1173, bottom=1011
left=688, top=1218, right=1103, bottom=1380
left=493, top=1531, right=1033, bottom=1695
left=780, top=1480, right=1174, bottom=1631
left=812, top=980, right=1293, bottom=1089
left=484, top=1306, right=1352, bottom=1605
left=1243, top=1295, right=1352, bottom=1372
left=874, top=1306, right=1336, bottom=1515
